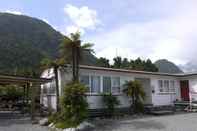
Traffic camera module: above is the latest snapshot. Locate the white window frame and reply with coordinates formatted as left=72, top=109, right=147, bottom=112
left=111, top=77, right=121, bottom=94
left=102, top=76, right=112, bottom=93
left=79, top=75, right=91, bottom=93
left=90, top=75, right=101, bottom=94
left=158, top=79, right=176, bottom=94
left=79, top=74, right=122, bottom=95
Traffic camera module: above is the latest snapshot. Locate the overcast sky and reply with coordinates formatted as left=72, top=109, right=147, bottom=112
left=1, top=0, right=197, bottom=72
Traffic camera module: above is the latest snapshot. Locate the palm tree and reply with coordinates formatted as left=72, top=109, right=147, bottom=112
left=60, top=32, right=94, bottom=81
left=123, top=80, right=145, bottom=113
left=41, top=32, right=94, bottom=111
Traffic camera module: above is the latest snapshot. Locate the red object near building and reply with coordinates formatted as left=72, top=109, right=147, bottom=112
left=180, top=80, right=190, bottom=101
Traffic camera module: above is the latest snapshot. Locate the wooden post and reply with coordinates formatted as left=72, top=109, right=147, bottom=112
left=30, top=82, right=36, bottom=121
left=23, top=85, right=26, bottom=113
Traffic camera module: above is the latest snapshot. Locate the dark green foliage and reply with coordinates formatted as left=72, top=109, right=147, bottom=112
left=0, top=13, right=63, bottom=76
left=96, top=57, right=110, bottom=68
left=0, top=13, right=98, bottom=76
left=0, top=85, right=24, bottom=101
left=113, top=56, right=122, bottom=68
left=98, top=56, right=158, bottom=72
left=123, top=80, right=145, bottom=113
left=51, top=82, right=88, bottom=128
left=155, top=59, right=183, bottom=73
left=102, top=93, right=120, bottom=117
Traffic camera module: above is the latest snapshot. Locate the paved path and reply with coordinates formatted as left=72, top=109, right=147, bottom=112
left=94, top=113, right=197, bottom=131
left=0, top=117, right=49, bottom=131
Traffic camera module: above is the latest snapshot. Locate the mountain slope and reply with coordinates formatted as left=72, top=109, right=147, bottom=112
left=0, top=13, right=98, bottom=76
left=154, top=59, right=183, bottom=73
left=0, top=13, right=64, bottom=75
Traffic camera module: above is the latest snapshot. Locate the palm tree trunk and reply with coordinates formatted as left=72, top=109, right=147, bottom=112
left=72, top=45, right=76, bottom=81
left=76, top=46, right=80, bottom=81
left=54, top=66, right=60, bottom=111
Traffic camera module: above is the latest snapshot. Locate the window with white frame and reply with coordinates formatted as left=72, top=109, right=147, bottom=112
left=42, top=84, right=48, bottom=94
left=158, top=80, right=163, bottom=92
left=158, top=80, right=175, bottom=93
left=103, top=76, right=111, bottom=93
left=164, top=80, right=169, bottom=92
left=91, top=76, right=101, bottom=93
left=170, top=80, right=175, bottom=92
left=49, top=80, right=56, bottom=94
left=112, top=77, right=121, bottom=93
left=80, top=75, right=90, bottom=92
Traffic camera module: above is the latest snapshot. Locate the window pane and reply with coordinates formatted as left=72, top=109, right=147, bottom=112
left=49, top=80, right=56, bottom=94
left=103, top=76, right=111, bottom=93
left=170, top=80, right=175, bottom=92
left=80, top=75, right=90, bottom=92
left=91, top=76, right=100, bottom=93
left=164, top=80, right=169, bottom=92
left=112, top=77, right=120, bottom=93
left=43, top=84, right=48, bottom=94
left=158, top=80, right=163, bottom=92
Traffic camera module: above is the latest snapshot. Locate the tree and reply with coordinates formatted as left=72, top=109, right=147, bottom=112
left=123, top=80, right=145, bottom=113
left=144, top=59, right=158, bottom=72
left=96, top=57, right=110, bottom=68
left=133, top=57, right=145, bottom=71
left=60, top=32, right=94, bottom=81
left=122, top=58, right=130, bottom=69
left=113, top=56, right=122, bottom=68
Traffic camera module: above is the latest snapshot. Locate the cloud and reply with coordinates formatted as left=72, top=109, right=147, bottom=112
left=5, top=10, right=22, bottom=15
left=86, top=1, right=197, bottom=72
left=64, top=4, right=100, bottom=34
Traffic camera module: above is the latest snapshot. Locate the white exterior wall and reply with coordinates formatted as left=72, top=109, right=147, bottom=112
left=80, top=68, right=181, bottom=108
left=188, top=76, right=197, bottom=101
left=40, top=68, right=58, bottom=110
left=41, top=66, right=185, bottom=110
left=151, top=76, right=180, bottom=106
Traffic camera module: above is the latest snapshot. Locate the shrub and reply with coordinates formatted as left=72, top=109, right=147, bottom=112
left=103, top=93, right=120, bottom=117
left=123, top=80, right=145, bottom=113
left=58, top=81, right=88, bottom=128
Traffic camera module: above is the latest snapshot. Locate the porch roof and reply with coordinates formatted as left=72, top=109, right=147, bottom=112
left=0, top=74, right=51, bottom=84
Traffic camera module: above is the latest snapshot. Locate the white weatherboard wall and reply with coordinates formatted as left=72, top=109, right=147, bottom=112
left=80, top=69, right=132, bottom=109
left=41, top=66, right=183, bottom=110
left=151, top=76, right=180, bottom=106
left=188, top=76, right=197, bottom=101
left=80, top=68, right=181, bottom=108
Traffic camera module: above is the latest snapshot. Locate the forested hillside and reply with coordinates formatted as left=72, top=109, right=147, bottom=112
left=0, top=13, right=64, bottom=76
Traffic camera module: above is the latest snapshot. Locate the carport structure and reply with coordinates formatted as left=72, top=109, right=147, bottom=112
left=0, top=74, right=51, bottom=120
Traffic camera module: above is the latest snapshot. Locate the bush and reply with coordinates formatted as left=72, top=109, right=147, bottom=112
left=123, top=80, right=145, bottom=113
left=103, top=93, right=120, bottom=117
left=58, top=81, right=88, bottom=128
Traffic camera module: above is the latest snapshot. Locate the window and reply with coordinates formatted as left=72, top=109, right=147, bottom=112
left=103, top=76, right=111, bottom=93
left=158, top=80, right=163, bottom=92
left=42, top=84, right=48, bottom=94
left=49, top=80, right=56, bottom=94
left=170, top=80, right=175, bottom=92
left=80, top=75, right=90, bottom=92
left=112, top=77, right=120, bottom=93
left=164, top=80, right=169, bottom=92
left=158, top=80, right=175, bottom=93
left=91, top=76, right=101, bottom=93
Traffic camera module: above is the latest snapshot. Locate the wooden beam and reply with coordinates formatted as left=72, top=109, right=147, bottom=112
left=30, top=83, right=36, bottom=121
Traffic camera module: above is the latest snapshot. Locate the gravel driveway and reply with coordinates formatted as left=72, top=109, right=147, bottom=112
left=0, top=117, right=49, bottom=131
left=93, top=113, right=197, bottom=131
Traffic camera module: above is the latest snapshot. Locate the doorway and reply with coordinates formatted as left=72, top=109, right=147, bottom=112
left=180, top=80, right=189, bottom=101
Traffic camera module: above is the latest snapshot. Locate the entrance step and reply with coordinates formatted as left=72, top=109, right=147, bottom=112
left=145, top=105, right=175, bottom=115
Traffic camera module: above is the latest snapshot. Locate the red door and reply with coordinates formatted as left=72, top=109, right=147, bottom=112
left=180, top=80, right=189, bottom=101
